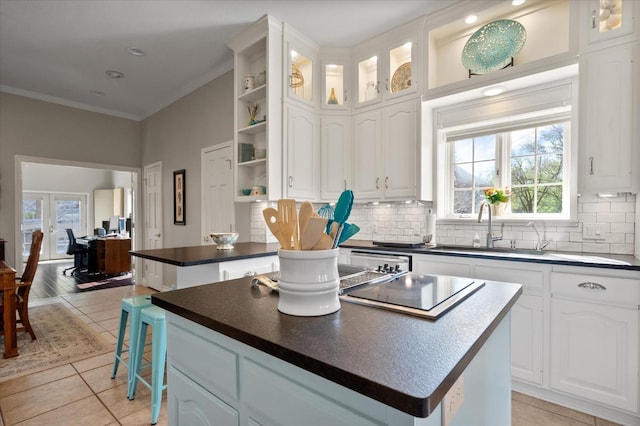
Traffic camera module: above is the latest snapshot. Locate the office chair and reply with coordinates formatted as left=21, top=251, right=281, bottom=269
left=63, top=228, right=88, bottom=276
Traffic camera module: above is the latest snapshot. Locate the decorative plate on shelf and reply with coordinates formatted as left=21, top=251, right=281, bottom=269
left=391, top=62, right=411, bottom=93
left=462, top=19, right=526, bottom=75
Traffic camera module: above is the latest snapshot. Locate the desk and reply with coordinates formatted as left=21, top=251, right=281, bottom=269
left=78, top=237, right=131, bottom=275
left=1, top=260, right=18, bottom=358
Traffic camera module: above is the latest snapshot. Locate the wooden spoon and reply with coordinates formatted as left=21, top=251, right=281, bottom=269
left=301, top=216, right=328, bottom=250
left=298, top=201, right=314, bottom=239
left=311, top=233, right=333, bottom=250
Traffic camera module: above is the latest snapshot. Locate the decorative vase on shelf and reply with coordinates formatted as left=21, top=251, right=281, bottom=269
left=328, top=87, right=339, bottom=105
left=491, top=202, right=507, bottom=216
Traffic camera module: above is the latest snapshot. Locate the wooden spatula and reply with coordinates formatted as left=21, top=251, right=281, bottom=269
left=277, top=199, right=298, bottom=250
left=263, top=207, right=288, bottom=249
left=301, top=216, right=327, bottom=250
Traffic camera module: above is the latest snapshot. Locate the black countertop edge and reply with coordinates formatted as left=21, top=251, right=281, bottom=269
left=340, top=240, right=640, bottom=271
left=151, top=278, right=522, bottom=418
left=129, top=242, right=279, bottom=267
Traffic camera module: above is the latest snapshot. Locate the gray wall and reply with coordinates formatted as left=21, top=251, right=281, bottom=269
left=141, top=70, right=249, bottom=249
left=0, top=92, right=141, bottom=266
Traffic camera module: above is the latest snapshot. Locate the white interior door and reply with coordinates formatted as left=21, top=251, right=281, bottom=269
left=202, top=142, right=234, bottom=244
left=143, top=162, right=163, bottom=290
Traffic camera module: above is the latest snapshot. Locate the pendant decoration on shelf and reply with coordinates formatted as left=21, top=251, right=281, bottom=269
left=391, top=62, right=412, bottom=93
left=462, top=19, right=526, bottom=77
left=291, top=64, right=304, bottom=97
left=328, top=87, right=339, bottom=105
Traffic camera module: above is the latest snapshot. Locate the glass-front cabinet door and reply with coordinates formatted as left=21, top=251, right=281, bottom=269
left=357, top=54, right=379, bottom=106
left=354, top=31, right=418, bottom=108
left=321, top=50, right=350, bottom=110
left=582, top=0, right=634, bottom=47
left=284, top=24, right=318, bottom=107
left=388, top=42, right=413, bottom=97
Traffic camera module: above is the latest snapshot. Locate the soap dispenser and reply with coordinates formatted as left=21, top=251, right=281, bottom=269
left=472, top=233, right=480, bottom=248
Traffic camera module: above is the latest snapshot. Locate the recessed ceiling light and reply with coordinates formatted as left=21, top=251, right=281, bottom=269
left=126, top=47, right=146, bottom=56
left=105, top=70, right=125, bottom=79
left=481, top=86, right=506, bottom=96
left=89, top=90, right=106, bottom=97
left=465, top=15, right=478, bottom=24
left=512, top=0, right=526, bottom=5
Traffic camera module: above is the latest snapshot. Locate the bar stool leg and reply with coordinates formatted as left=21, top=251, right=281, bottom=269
left=129, top=319, right=149, bottom=400
left=111, top=309, right=129, bottom=379
left=150, top=317, right=167, bottom=424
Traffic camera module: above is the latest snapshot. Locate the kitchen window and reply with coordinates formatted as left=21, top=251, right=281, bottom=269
left=448, top=118, right=570, bottom=218
left=433, top=77, right=577, bottom=221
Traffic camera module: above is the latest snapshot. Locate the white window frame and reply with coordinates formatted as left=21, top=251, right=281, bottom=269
left=434, top=78, right=578, bottom=222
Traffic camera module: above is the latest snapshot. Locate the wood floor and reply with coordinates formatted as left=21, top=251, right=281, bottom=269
left=27, top=259, right=115, bottom=300
left=0, top=261, right=625, bottom=425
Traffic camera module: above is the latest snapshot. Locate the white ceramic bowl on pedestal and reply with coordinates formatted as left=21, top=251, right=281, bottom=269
left=210, top=233, right=239, bottom=250
left=277, top=248, right=340, bottom=316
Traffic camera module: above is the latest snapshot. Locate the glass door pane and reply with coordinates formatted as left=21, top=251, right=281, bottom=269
left=358, top=55, right=378, bottom=103
left=389, top=42, right=412, bottom=95
left=290, top=50, right=313, bottom=102
left=325, top=63, right=344, bottom=106
left=22, top=195, right=45, bottom=260
left=53, top=196, right=84, bottom=258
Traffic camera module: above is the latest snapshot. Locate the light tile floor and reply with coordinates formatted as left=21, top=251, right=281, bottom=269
left=0, top=284, right=624, bottom=425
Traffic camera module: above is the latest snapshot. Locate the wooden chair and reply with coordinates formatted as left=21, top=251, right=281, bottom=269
left=0, top=230, right=43, bottom=340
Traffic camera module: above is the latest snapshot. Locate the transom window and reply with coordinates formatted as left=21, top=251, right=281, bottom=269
left=445, top=117, right=571, bottom=219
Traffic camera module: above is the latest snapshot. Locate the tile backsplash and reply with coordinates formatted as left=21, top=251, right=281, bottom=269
left=250, top=194, right=637, bottom=256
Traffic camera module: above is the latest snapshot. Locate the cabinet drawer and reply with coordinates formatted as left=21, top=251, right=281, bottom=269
left=220, top=256, right=279, bottom=281
left=474, top=264, right=544, bottom=294
left=550, top=272, right=639, bottom=307
left=168, top=322, right=239, bottom=401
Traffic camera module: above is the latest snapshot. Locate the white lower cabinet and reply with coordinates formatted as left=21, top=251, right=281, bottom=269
left=550, top=271, right=639, bottom=413
left=412, top=253, right=640, bottom=423
left=169, top=366, right=239, bottom=426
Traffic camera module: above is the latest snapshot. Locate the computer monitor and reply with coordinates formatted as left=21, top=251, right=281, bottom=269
left=108, top=215, right=119, bottom=233
left=118, top=217, right=126, bottom=233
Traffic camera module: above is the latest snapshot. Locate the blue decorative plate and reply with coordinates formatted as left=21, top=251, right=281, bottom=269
left=462, top=19, right=526, bottom=75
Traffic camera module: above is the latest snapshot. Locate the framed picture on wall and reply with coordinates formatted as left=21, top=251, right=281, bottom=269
left=173, top=169, right=186, bottom=225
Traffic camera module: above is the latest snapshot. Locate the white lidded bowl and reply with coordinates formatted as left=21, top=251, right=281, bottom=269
left=277, top=248, right=340, bottom=316
left=210, top=233, right=239, bottom=250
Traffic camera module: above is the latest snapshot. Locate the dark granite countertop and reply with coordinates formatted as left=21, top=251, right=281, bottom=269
left=341, top=240, right=640, bottom=271
left=130, top=242, right=279, bottom=267
left=152, top=275, right=522, bottom=418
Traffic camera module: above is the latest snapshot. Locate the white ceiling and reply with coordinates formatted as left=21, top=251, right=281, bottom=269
left=0, top=0, right=459, bottom=121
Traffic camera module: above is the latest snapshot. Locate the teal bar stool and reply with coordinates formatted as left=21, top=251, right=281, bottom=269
left=111, top=295, right=153, bottom=399
left=130, top=305, right=167, bottom=425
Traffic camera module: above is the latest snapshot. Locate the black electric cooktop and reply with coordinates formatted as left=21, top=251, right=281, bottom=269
left=341, top=273, right=485, bottom=319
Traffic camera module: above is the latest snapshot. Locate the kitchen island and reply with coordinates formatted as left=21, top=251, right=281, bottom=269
left=130, top=242, right=279, bottom=289
left=152, top=274, right=522, bottom=425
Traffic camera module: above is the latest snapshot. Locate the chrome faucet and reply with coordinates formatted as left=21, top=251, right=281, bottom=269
left=527, top=222, right=548, bottom=251
left=477, top=201, right=502, bottom=248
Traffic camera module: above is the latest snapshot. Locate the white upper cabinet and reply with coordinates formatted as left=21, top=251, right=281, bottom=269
left=353, top=99, right=418, bottom=201
left=320, top=115, right=350, bottom=201
left=578, top=42, right=638, bottom=194
left=353, top=19, right=422, bottom=109
left=283, top=24, right=319, bottom=109
left=284, top=104, right=319, bottom=200
left=580, top=0, right=636, bottom=50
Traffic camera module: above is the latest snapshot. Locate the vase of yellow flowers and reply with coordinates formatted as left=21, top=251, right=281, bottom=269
left=484, top=187, right=510, bottom=216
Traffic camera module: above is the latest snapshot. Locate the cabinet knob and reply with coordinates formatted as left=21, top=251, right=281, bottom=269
left=385, top=78, right=389, bottom=91
left=376, top=177, right=380, bottom=189
left=589, top=157, right=594, bottom=175
left=288, top=176, right=293, bottom=188
left=591, top=10, right=596, bottom=29
left=578, top=282, right=606, bottom=291
left=385, top=176, right=389, bottom=189
left=343, top=89, right=347, bottom=102
left=376, top=81, right=380, bottom=94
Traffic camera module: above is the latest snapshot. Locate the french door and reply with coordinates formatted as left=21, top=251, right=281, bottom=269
left=22, top=192, right=87, bottom=261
